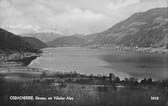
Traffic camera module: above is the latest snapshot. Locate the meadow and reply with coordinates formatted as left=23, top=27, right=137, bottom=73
left=0, top=74, right=168, bottom=106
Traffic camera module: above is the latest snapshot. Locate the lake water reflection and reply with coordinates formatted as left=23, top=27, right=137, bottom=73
left=29, top=47, right=168, bottom=80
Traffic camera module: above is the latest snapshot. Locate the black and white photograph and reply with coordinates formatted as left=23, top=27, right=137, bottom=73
left=0, top=0, right=168, bottom=106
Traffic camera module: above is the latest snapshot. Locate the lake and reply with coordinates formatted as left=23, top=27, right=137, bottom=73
left=29, top=47, right=168, bottom=80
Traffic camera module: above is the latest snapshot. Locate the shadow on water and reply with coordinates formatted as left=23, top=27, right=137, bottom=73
left=98, top=53, right=168, bottom=80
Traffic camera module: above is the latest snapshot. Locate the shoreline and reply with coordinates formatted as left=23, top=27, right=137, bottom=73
left=86, top=44, right=168, bottom=55
left=0, top=53, right=42, bottom=81
left=0, top=50, right=168, bottom=106
left=0, top=48, right=167, bottom=83
left=9, top=55, right=38, bottom=66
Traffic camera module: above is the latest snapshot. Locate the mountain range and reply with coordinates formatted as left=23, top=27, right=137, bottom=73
left=46, top=7, right=168, bottom=48
left=88, top=7, right=168, bottom=48
left=1, top=7, right=168, bottom=51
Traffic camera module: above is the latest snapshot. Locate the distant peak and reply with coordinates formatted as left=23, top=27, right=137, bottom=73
left=35, top=29, right=64, bottom=35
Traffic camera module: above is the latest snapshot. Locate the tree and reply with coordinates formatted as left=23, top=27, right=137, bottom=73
left=115, top=77, right=120, bottom=83
left=146, top=78, right=153, bottom=84
left=140, top=78, right=147, bottom=84
left=109, top=73, right=116, bottom=82
left=140, top=78, right=153, bottom=84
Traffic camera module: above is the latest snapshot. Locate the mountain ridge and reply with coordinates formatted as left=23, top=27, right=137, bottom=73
left=47, top=36, right=87, bottom=47
left=23, top=31, right=64, bottom=43
left=0, top=28, right=46, bottom=54
left=88, top=7, right=168, bottom=48
left=22, top=36, right=47, bottom=49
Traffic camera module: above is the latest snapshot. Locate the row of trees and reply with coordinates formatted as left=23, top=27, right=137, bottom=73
left=108, top=73, right=168, bottom=87
left=34, top=71, right=168, bottom=87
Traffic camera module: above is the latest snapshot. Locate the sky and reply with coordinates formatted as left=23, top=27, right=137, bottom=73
left=0, top=0, right=167, bottom=35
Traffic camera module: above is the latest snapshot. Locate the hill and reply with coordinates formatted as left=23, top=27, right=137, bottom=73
left=89, top=7, right=168, bottom=48
left=22, top=37, right=47, bottom=49
left=0, top=28, right=45, bottom=53
left=47, top=36, right=87, bottom=47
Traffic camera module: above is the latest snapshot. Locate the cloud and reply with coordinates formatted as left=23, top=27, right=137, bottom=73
left=108, top=0, right=141, bottom=10
left=0, top=0, right=167, bottom=35
left=48, top=8, right=108, bottom=34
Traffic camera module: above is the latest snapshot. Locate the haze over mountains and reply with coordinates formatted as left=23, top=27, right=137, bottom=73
left=1, top=7, right=168, bottom=51
left=22, top=30, right=64, bottom=43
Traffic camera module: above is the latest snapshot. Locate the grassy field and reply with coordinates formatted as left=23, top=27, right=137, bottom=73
left=0, top=78, right=167, bottom=106
left=0, top=60, right=168, bottom=106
